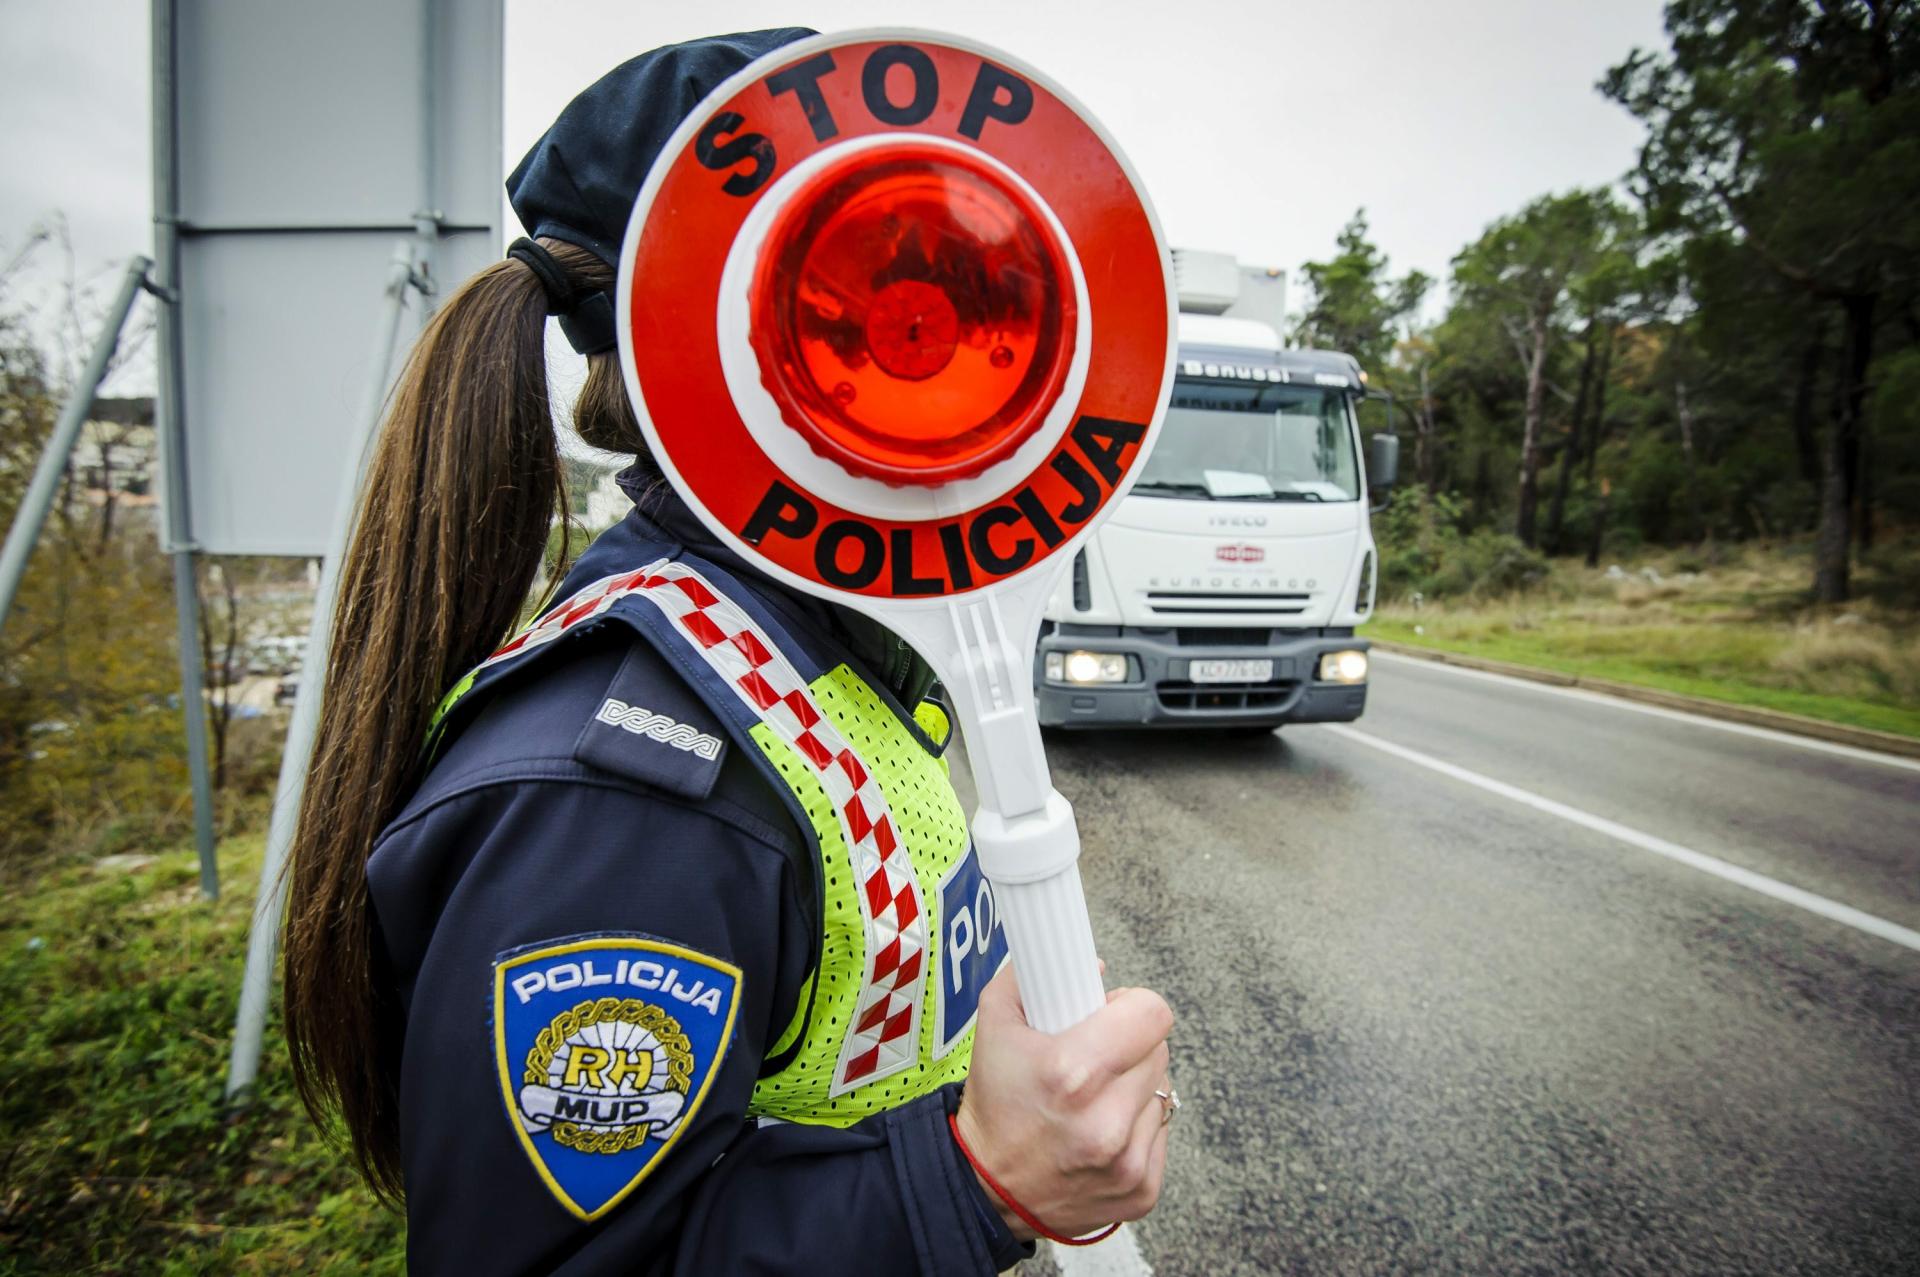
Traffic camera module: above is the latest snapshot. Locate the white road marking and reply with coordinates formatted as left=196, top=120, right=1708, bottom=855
left=1325, top=725, right=1920, bottom=954
left=1369, top=649, right=1920, bottom=774
left=1050, top=1224, right=1153, bottom=1277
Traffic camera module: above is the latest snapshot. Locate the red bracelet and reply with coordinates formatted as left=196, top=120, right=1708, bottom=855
left=948, top=1112, right=1122, bottom=1248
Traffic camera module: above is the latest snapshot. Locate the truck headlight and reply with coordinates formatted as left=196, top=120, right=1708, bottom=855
left=1317, top=650, right=1369, bottom=684
left=1045, top=650, right=1129, bottom=684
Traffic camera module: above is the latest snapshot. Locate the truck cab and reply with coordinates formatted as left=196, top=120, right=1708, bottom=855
left=1036, top=255, right=1393, bottom=730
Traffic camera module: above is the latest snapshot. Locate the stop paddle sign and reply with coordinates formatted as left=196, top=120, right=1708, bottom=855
left=617, top=29, right=1174, bottom=1032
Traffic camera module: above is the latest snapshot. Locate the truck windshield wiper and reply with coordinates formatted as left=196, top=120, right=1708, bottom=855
left=1133, top=482, right=1334, bottom=502
left=1131, top=481, right=1215, bottom=499
left=1200, top=490, right=1324, bottom=502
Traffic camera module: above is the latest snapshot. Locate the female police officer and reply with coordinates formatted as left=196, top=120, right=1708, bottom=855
left=280, top=29, right=1175, bottom=1275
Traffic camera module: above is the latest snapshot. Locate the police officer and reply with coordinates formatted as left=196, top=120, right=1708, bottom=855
left=279, top=28, right=1176, bottom=1276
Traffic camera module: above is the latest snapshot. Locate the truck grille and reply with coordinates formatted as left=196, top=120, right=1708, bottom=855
left=1156, top=678, right=1300, bottom=713
left=1147, top=592, right=1311, bottom=616
left=1175, top=627, right=1271, bottom=646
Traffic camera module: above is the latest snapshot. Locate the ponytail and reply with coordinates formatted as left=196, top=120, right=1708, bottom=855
left=282, top=239, right=638, bottom=1200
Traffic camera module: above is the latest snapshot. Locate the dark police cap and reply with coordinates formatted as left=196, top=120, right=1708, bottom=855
left=507, top=28, right=817, bottom=268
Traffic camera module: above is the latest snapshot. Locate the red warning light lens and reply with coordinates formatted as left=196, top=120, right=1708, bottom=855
left=749, top=144, right=1077, bottom=485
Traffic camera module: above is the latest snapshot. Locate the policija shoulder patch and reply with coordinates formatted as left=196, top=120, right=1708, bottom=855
left=493, top=935, right=741, bottom=1221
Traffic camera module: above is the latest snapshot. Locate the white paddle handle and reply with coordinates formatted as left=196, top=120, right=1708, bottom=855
left=906, top=580, right=1107, bottom=1034
left=970, top=784, right=1106, bottom=1033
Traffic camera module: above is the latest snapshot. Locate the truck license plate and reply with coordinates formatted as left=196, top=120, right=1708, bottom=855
left=1190, top=658, right=1273, bottom=684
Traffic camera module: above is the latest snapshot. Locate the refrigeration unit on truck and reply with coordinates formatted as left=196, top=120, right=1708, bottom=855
left=1036, top=249, right=1397, bottom=731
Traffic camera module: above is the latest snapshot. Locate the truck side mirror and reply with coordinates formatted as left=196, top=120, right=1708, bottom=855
left=1367, top=432, right=1400, bottom=493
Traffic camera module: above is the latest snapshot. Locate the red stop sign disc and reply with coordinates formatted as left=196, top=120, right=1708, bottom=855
left=618, top=30, right=1173, bottom=602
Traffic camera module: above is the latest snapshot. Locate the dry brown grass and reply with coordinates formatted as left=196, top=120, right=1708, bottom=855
left=1769, top=619, right=1920, bottom=702
left=1370, top=534, right=1920, bottom=737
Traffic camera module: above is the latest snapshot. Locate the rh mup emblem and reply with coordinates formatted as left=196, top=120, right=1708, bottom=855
left=494, top=935, right=740, bottom=1219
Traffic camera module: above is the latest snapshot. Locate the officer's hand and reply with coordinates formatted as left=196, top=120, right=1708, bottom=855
left=955, top=964, right=1173, bottom=1242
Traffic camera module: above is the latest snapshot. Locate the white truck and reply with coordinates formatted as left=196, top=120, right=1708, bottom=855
left=1035, top=250, right=1397, bottom=732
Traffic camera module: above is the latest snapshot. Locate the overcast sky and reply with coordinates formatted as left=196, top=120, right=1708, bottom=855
left=1, top=0, right=1666, bottom=387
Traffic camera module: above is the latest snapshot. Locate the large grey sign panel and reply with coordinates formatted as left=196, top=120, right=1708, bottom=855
left=171, top=0, right=501, bottom=555
left=177, top=231, right=495, bottom=556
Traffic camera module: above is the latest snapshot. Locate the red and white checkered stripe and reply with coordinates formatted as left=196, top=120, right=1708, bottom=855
left=480, top=562, right=675, bottom=669
left=492, top=560, right=928, bottom=1092
left=631, top=562, right=929, bottom=1093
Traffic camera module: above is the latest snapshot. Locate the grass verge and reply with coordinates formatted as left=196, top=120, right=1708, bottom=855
left=0, top=836, right=402, bottom=1274
left=1367, top=544, right=1920, bottom=741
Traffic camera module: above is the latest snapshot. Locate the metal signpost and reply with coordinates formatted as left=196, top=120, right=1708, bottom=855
left=145, top=0, right=505, bottom=1101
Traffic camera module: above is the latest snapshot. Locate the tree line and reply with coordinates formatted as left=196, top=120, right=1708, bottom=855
left=1293, top=0, right=1918, bottom=602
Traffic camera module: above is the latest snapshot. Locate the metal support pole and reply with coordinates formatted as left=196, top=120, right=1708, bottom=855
left=151, top=0, right=220, bottom=900
left=169, top=554, right=221, bottom=899
left=413, top=0, right=443, bottom=311
left=0, top=256, right=152, bottom=638
left=225, top=239, right=420, bottom=1103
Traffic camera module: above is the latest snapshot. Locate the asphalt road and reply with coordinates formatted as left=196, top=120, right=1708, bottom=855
left=984, top=652, right=1920, bottom=1276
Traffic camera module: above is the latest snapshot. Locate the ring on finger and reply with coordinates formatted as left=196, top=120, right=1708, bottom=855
left=1153, top=1086, right=1180, bottom=1126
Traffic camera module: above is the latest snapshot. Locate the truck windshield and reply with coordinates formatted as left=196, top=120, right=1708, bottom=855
left=1134, top=380, right=1359, bottom=502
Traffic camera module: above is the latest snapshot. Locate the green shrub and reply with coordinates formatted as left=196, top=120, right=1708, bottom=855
left=1372, top=489, right=1548, bottom=600
left=1372, top=488, right=1459, bottom=598
left=0, top=536, right=192, bottom=878
left=1428, top=528, right=1552, bottom=598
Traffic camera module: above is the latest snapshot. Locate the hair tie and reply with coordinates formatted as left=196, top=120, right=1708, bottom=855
left=506, top=237, right=617, bottom=356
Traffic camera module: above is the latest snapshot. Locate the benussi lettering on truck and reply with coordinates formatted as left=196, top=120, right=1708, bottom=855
left=1035, top=249, right=1399, bottom=732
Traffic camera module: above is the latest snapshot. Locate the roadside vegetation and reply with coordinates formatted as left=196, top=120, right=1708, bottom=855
left=1367, top=493, right=1920, bottom=738
left=0, top=835, right=403, bottom=1273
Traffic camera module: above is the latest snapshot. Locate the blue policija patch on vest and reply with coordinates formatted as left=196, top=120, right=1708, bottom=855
left=934, top=843, right=1009, bottom=1058
left=493, top=935, right=741, bottom=1221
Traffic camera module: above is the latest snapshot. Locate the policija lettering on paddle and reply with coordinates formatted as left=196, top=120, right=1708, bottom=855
left=687, top=45, right=1151, bottom=596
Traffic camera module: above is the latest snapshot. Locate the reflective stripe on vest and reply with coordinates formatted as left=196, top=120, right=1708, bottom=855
left=630, top=561, right=935, bottom=1096
left=435, top=556, right=979, bottom=1126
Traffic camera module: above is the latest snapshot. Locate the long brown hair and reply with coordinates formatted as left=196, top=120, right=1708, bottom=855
left=281, top=239, right=641, bottom=1201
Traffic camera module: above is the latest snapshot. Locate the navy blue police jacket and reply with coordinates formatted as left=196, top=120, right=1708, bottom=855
left=365, top=476, right=1030, bottom=1275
